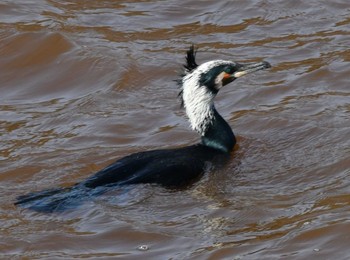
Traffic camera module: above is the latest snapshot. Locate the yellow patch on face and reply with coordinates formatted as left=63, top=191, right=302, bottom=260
left=215, top=72, right=234, bottom=86
left=223, top=72, right=232, bottom=79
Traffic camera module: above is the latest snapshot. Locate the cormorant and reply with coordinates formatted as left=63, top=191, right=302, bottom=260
left=15, top=46, right=270, bottom=212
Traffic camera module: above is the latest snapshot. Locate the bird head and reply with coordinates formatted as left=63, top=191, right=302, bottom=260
left=180, top=46, right=271, bottom=96
left=179, top=46, right=271, bottom=135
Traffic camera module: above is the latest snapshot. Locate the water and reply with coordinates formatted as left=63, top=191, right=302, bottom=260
left=1, top=0, right=349, bottom=259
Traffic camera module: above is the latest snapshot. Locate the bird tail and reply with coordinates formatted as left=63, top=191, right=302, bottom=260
left=15, top=186, right=91, bottom=213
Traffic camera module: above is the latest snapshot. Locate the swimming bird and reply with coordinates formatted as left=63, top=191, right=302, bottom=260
left=15, top=46, right=270, bottom=212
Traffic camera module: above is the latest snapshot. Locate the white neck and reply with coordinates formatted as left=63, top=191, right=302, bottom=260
left=182, top=73, right=216, bottom=136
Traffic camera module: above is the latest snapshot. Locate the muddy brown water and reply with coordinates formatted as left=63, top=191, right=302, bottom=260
left=1, top=1, right=350, bottom=259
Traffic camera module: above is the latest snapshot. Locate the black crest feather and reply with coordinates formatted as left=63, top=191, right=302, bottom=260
left=177, top=45, right=199, bottom=107
left=184, top=45, right=198, bottom=72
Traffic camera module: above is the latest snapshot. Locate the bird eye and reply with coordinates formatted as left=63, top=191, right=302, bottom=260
left=224, top=66, right=234, bottom=74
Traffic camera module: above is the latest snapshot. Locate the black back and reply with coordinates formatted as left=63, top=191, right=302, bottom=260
left=81, top=144, right=228, bottom=188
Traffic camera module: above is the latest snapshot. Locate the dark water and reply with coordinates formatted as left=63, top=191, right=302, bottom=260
left=1, top=0, right=349, bottom=259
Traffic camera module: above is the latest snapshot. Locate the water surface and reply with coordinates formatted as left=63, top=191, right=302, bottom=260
left=1, top=0, right=349, bottom=259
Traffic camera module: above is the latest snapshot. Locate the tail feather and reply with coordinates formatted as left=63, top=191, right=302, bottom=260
left=15, top=186, right=88, bottom=213
left=15, top=187, right=69, bottom=205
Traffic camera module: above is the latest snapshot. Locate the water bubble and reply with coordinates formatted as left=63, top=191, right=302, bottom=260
left=138, top=245, right=149, bottom=251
